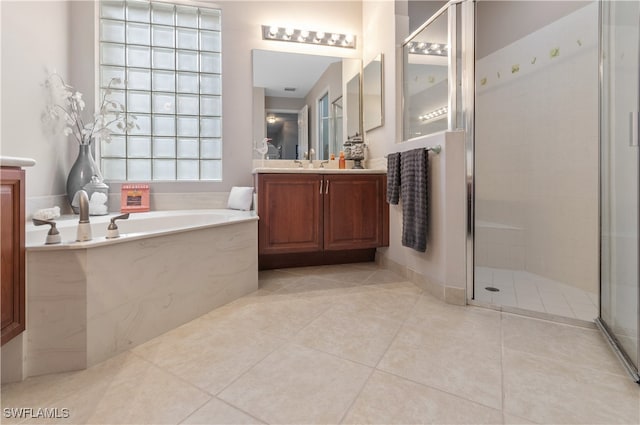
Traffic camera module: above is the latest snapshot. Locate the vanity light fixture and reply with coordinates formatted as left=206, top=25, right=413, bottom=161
left=262, top=25, right=356, bottom=49
left=419, top=106, right=448, bottom=122
left=406, top=41, right=448, bottom=57
left=266, top=115, right=277, bottom=124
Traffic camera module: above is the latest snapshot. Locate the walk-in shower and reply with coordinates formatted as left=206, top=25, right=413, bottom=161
left=411, top=0, right=639, bottom=382
left=473, top=1, right=600, bottom=322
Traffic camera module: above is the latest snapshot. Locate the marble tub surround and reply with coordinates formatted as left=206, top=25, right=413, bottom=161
left=2, top=263, right=638, bottom=425
left=24, top=217, right=258, bottom=378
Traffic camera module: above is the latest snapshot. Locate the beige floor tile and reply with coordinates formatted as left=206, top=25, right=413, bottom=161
left=320, top=269, right=378, bottom=284
left=503, top=413, right=539, bottom=424
left=204, top=295, right=332, bottom=339
left=133, top=322, right=284, bottom=395
left=378, top=324, right=503, bottom=410
left=330, top=287, right=421, bottom=323
left=281, top=264, right=355, bottom=276
left=503, top=348, right=640, bottom=424
left=343, top=370, right=503, bottom=424
left=293, top=307, right=403, bottom=366
left=364, top=269, right=407, bottom=285
left=406, top=294, right=502, bottom=348
left=273, top=275, right=359, bottom=295
left=180, top=398, right=264, bottom=424
left=502, top=313, right=626, bottom=376
left=19, top=352, right=211, bottom=424
left=362, top=280, right=423, bottom=294
left=218, top=343, right=372, bottom=424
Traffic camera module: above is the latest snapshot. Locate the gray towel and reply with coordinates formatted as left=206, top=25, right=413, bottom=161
left=400, top=148, right=428, bottom=252
left=386, top=152, right=401, bottom=204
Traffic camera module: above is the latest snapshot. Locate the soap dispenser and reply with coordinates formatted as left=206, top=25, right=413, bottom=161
left=339, top=151, right=346, bottom=169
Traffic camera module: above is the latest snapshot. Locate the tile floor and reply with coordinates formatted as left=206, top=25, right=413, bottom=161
left=2, top=263, right=638, bottom=424
left=474, top=266, right=599, bottom=321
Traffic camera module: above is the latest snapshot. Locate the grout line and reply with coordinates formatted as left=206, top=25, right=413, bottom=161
left=213, top=396, right=269, bottom=425
left=374, top=367, right=504, bottom=414
left=337, top=287, right=421, bottom=424
left=176, top=395, right=214, bottom=425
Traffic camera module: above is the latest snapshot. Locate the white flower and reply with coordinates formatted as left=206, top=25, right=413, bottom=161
left=73, top=92, right=85, bottom=110
left=43, top=72, right=137, bottom=145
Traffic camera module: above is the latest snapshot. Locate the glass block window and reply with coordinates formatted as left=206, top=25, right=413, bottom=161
left=99, top=0, right=222, bottom=181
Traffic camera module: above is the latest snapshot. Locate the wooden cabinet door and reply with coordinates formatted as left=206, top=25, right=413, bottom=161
left=323, top=174, right=389, bottom=251
left=1, top=168, right=25, bottom=346
left=258, top=174, right=323, bottom=254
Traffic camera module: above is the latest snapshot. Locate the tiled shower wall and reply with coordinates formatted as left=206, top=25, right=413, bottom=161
left=475, top=2, right=599, bottom=293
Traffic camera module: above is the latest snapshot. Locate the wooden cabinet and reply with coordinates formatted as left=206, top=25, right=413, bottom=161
left=256, top=172, right=388, bottom=269
left=323, top=174, right=389, bottom=251
left=258, top=174, right=323, bottom=255
left=1, top=167, right=25, bottom=346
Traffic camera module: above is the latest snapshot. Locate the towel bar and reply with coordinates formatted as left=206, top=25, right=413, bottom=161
left=384, top=145, right=441, bottom=158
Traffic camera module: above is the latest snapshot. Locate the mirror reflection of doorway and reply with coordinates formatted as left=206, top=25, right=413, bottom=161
left=266, top=111, right=299, bottom=159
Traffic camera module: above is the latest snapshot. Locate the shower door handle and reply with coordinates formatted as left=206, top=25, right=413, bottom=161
left=631, top=112, right=639, bottom=147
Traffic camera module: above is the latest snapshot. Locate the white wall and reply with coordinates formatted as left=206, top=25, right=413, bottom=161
left=364, top=0, right=467, bottom=303
left=1, top=1, right=73, bottom=202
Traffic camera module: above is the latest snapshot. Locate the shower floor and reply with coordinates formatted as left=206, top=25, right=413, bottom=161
left=474, top=267, right=598, bottom=322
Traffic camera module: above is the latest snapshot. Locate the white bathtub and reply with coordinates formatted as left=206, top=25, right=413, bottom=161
left=24, top=209, right=258, bottom=378
left=26, top=209, right=257, bottom=248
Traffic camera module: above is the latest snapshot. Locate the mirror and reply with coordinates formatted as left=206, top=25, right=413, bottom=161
left=363, top=53, right=383, bottom=132
left=332, top=96, right=343, bottom=155
left=346, top=74, right=361, bottom=138
left=402, top=8, right=449, bottom=141
left=252, top=50, right=361, bottom=160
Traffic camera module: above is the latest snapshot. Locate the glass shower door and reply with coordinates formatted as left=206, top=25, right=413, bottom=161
left=599, top=0, right=640, bottom=381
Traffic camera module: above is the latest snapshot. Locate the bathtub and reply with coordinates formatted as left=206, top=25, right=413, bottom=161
left=24, top=209, right=258, bottom=378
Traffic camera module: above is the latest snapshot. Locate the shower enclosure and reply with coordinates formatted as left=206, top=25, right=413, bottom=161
left=410, top=0, right=639, bottom=381
left=597, top=0, right=640, bottom=382
left=472, top=1, right=600, bottom=321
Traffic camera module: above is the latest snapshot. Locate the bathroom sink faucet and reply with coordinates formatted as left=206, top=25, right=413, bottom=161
left=293, top=160, right=304, bottom=168
left=319, top=160, right=329, bottom=168
left=76, top=190, right=92, bottom=242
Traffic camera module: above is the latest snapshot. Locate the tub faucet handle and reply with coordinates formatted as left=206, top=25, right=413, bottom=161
left=106, top=213, right=130, bottom=239
left=32, top=218, right=61, bottom=244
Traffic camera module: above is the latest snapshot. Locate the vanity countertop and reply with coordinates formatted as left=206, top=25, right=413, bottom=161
left=0, top=156, right=37, bottom=168
left=253, top=167, right=386, bottom=174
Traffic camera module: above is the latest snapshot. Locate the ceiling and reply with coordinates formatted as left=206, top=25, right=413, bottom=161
left=253, top=50, right=342, bottom=98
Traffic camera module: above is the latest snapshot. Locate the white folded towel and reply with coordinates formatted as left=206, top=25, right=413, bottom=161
left=33, top=206, right=61, bottom=221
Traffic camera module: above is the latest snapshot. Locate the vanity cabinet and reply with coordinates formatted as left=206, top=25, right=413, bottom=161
left=256, top=172, right=388, bottom=269
left=257, top=174, right=323, bottom=255
left=1, top=167, right=25, bottom=346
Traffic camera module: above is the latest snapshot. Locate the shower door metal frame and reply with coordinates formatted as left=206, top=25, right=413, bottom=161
left=595, top=0, right=640, bottom=383
left=462, top=0, right=475, bottom=303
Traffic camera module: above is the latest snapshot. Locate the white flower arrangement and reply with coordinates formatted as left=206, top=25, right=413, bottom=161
left=43, top=72, right=138, bottom=146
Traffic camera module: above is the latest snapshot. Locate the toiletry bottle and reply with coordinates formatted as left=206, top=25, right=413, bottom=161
left=339, top=151, right=346, bottom=169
